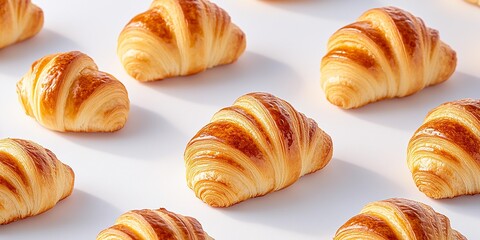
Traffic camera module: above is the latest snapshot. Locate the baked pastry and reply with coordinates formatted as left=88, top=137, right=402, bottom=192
left=0, top=138, right=74, bottom=224
left=334, top=198, right=466, bottom=240
left=185, top=92, right=333, bottom=207
left=16, top=51, right=130, bottom=132
left=117, top=0, right=246, bottom=82
left=408, top=99, right=480, bottom=199
left=96, top=208, right=213, bottom=240
left=465, top=0, right=480, bottom=6
left=320, top=6, right=457, bottom=109
left=0, top=0, right=43, bottom=49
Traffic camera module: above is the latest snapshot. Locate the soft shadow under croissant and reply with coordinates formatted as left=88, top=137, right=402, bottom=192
left=185, top=92, right=333, bottom=207
left=117, top=0, right=246, bottom=81
left=16, top=51, right=130, bottom=132
left=320, top=6, right=457, bottom=109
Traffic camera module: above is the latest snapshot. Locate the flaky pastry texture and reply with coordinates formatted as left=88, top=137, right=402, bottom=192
left=0, top=138, right=74, bottom=224
left=16, top=51, right=130, bottom=132
left=408, top=99, right=480, bottom=199
left=0, top=0, right=43, bottom=49
left=96, top=208, right=214, bottom=240
left=334, top=198, right=466, bottom=240
left=185, top=92, right=333, bottom=207
left=117, top=0, right=246, bottom=81
left=321, top=6, right=457, bottom=109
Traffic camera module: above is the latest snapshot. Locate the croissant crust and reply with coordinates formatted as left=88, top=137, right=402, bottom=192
left=16, top=51, right=130, bottom=132
left=320, top=6, right=457, bottom=109
left=334, top=198, right=466, bottom=240
left=408, top=98, right=480, bottom=199
left=0, top=0, right=44, bottom=49
left=0, top=138, right=74, bottom=224
left=96, top=208, right=213, bottom=240
left=185, top=92, right=333, bottom=207
left=117, top=0, right=246, bottom=81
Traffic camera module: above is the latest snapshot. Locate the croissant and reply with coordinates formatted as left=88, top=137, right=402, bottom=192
left=0, top=138, right=74, bottom=225
left=0, top=0, right=43, bottom=49
left=96, top=208, right=214, bottom=240
left=184, top=92, right=333, bottom=207
left=320, top=6, right=457, bottom=109
left=408, top=99, right=480, bottom=199
left=465, top=0, right=480, bottom=6
left=334, top=198, right=466, bottom=239
left=117, top=0, right=246, bottom=82
left=16, top=51, right=130, bottom=132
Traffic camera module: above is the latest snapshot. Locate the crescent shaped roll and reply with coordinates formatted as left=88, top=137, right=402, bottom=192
left=408, top=99, right=480, bottom=199
left=0, top=138, right=74, bottom=225
left=117, top=0, right=246, bottom=82
left=320, top=6, right=457, bottom=109
left=16, top=51, right=130, bottom=132
left=185, top=92, right=333, bottom=207
left=0, top=0, right=44, bottom=49
left=465, top=0, right=480, bottom=6
left=96, top=208, right=213, bottom=240
left=334, top=198, right=466, bottom=240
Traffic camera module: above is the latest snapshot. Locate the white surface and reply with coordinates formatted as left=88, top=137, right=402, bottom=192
left=1, top=0, right=479, bottom=239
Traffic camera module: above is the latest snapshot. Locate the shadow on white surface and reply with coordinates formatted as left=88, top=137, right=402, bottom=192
left=345, top=72, right=480, bottom=132
left=219, top=159, right=402, bottom=236
left=57, top=105, right=185, bottom=161
left=439, top=194, right=480, bottom=218
left=0, top=29, right=80, bottom=78
left=1, top=189, right=121, bottom=239
left=149, top=51, right=301, bottom=106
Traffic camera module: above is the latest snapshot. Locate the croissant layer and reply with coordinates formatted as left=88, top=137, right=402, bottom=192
left=117, top=0, right=246, bottom=81
left=16, top=51, right=130, bottom=132
left=0, top=138, right=74, bottom=224
left=96, top=208, right=213, bottom=240
left=408, top=98, right=480, bottom=199
left=334, top=198, right=466, bottom=240
left=185, top=92, right=333, bottom=207
left=0, top=0, right=44, bottom=49
left=320, top=6, right=456, bottom=109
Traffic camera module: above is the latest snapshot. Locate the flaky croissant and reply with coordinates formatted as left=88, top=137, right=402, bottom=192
left=16, top=51, right=130, bottom=132
left=96, top=208, right=214, bottom=240
left=408, top=99, right=480, bottom=199
left=185, top=92, right=333, bottom=207
left=0, top=0, right=43, bottom=49
left=334, top=198, right=466, bottom=240
left=0, top=138, right=74, bottom=225
left=117, top=0, right=246, bottom=82
left=465, top=0, right=480, bottom=6
left=320, top=6, right=457, bottom=109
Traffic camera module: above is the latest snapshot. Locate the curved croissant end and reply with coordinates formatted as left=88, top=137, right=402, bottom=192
left=96, top=208, right=214, bottom=240
left=408, top=99, right=480, bottom=199
left=16, top=51, right=130, bottom=132
left=320, top=6, right=457, bottom=109
left=464, top=0, right=480, bottom=6
left=0, top=0, right=44, bottom=49
left=0, top=138, right=74, bottom=225
left=185, top=92, right=333, bottom=207
left=117, top=0, right=246, bottom=82
left=334, top=198, right=466, bottom=240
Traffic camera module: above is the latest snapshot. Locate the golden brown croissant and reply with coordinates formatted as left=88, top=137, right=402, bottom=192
left=465, top=0, right=480, bottom=6
left=0, top=0, right=43, bottom=49
left=334, top=198, right=466, bottom=240
left=320, top=6, right=457, bottom=109
left=184, top=92, right=333, bottom=207
left=408, top=99, right=480, bottom=199
left=16, top=51, right=130, bottom=132
left=117, top=0, right=246, bottom=82
left=0, top=138, right=74, bottom=225
left=96, top=208, right=214, bottom=240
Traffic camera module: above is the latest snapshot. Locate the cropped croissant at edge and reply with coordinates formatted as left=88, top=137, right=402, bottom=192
left=117, top=0, right=246, bottom=82
left=185, top=92, right=333, bottom=207
left=16, top=51, right=130, bottom=132
left=320, top=6, right=457, bottom=109
left=0, top=0, right=44, bottom=49
left=0, top=138, right=74, bottom=225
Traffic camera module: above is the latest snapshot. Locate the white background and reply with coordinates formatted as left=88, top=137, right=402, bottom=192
left=1, top=0, right=479, bottom=239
